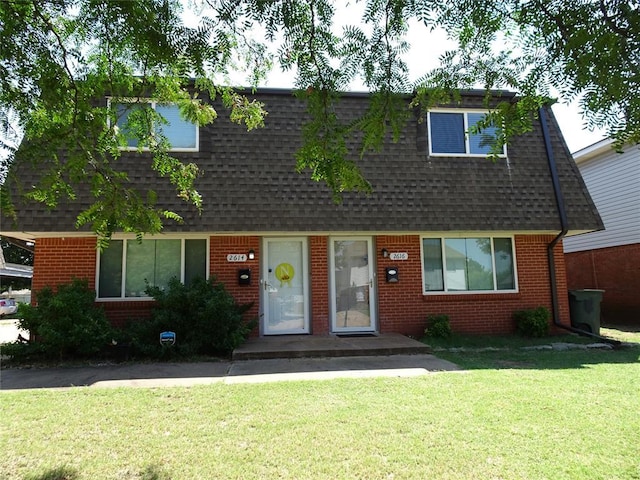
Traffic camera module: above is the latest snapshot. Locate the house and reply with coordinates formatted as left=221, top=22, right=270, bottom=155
left=563, top=139, right=640, bottom=326
left=1, top=89, right=603, bottom=337
left=0, top=246, right=33, bottom=283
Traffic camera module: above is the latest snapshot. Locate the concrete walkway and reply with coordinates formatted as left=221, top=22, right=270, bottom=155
left=232, top=332, right=432, bottom=360
left=0, top=333, right=462, bottom=390
left=0, top=354, right=461, bottom=390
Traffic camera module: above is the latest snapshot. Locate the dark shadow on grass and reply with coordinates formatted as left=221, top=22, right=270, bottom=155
left=20, top=464, right=172, bottom=480
left=435, top=344, right=640, bottom=371
left=24, top=466, right=79, bottom=480
left=140, top=464, right=172, bottom=480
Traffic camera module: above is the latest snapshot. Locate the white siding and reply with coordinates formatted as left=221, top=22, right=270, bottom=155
left=564, top=144, right=640, bottom=253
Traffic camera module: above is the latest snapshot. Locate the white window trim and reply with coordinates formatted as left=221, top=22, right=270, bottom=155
left=420, top=235, right=519, bottom=295
left=96, top=237, right=210, bottom=301
left=107, top=97, right=199, bottom=153
left=427, top=109, right=507, bottom=158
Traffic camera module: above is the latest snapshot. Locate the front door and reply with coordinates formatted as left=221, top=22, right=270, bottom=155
left=330, top=237, right=376, bottom=333
left=262, top=238, right=310, bottom=335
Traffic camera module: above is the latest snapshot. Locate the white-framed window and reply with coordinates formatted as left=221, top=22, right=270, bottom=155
left=97, top=238, right=208, bottom=299
left=421, top=236, right=517, bottom=294
left=427, top=110, right=506, bottom=156
left=108, top=98, right=199, bottom=151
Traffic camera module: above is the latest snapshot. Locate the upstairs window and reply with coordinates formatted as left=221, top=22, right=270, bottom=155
left=110, top=99, right=198, bottom=151
left=428, top=110, right=505, bottom=156
left=422, top=236, right=517, bottom=294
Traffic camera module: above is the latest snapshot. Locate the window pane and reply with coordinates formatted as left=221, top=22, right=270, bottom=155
left=125, top=240, right=181, bottom=296
left=430, top=113, right=465, bottom=154
left=423, top=238, right=444, bottom=291
left=494, top=238, right=515, bottom=290
left=99, top=240, right=123, bottom=298
left=125, top=240, right=155, bottom=297
left=154, top=240, right=181, bottom=290
left=185, top=239, right=207, bottom=285
left=115, top=103, right=142, bottom=148
left=444, top=239, right=468, bottom=290
left=468, top=112, right=498, bottom=155
left=156, top=105, right=197, bottom=149
left=465, top=238, right=494, bottom=290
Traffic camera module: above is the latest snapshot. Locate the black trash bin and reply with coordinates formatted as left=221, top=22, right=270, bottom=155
left=568, top=289, right=605, bottom=335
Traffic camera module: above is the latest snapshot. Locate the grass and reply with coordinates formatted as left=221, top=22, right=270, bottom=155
left=601, top=326, right=640, bottom=344
left=2, top=336, right=639, bottom=479
left=423, top=326, right=640, bottom=351
left=424, top=325, right=640, bottom=370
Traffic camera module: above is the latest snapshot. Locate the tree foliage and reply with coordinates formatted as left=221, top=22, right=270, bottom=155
left=1, top=0, right=638, bottom=238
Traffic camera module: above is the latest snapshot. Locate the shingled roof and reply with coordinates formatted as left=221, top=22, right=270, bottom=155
left=2, top=89, right=602, bottom=237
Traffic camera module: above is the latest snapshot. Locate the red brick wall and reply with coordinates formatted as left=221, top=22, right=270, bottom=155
left=32, top=234, right=571, bottom=336
left=376, top=235, right=424, bottom=334
left=376, top=234, right=569, bottom=336
left=210, top=236, right=261, bottom=335
left=101, top=301, right=152, bottom=328
left=565, top=243, right=640, bottom=325
left=310, top=236, right=330, bottom=334
left=32, top=237, right=97, bottom=301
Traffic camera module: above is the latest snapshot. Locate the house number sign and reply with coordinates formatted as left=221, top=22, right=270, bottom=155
left=389, top=252, right=409, bottom=261
left=227, top=254, right=248, bottom=262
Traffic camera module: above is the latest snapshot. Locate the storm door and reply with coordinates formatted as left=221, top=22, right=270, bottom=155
left=330, top=238, right=376, bottom=333
left=262, top=238, right=310, bottom=335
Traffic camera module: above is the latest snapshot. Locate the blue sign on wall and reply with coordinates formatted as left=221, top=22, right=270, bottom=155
left=159, top=331, right=176, bottom=346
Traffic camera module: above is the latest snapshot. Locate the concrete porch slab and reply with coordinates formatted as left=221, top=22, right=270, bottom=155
left=231, top=333, right=431, bottom=360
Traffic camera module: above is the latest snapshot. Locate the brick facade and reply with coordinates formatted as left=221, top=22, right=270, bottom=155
left=31, top=237, right=97, bottom=297
left=565, top=243, right=640, bottom=326
left=209, top=236, right=261, bottom=335
left=309, top=236, right=330, bottom=335
left=376, top=234, right=569, bottom=336
left=31, top=233, right=571, bottom=336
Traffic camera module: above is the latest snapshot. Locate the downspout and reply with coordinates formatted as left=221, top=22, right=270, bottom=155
left=538, top=107, right=619, bottom=345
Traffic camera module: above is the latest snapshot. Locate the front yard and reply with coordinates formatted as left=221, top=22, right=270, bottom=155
left=2, top=330, right=639, bottom=480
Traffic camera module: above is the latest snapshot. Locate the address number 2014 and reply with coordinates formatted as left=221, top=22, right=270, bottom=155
left=389, top=252, right=409, bottom=261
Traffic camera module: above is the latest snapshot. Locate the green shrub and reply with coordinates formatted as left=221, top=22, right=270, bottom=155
left=123, top=277, right=255, bottom=359
left=514, top=306, right=550, bottom=338
left=11, top=278, right=114, bottom=360
left=425, top=314, right=452, bottom=339
left=0, top=340, right=47, bottom=363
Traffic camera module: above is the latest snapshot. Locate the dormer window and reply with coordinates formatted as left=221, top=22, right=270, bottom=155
left=428, top=110, right=505, bottom=157
left=110, top=99, right=198, bottom=151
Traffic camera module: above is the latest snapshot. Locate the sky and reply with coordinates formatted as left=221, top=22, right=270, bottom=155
left=243, top=15, right=607, bottom=154
left=1, top=5, right=608, bottom=162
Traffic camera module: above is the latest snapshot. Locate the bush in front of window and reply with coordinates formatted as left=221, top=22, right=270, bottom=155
left=6, top=278, right=114, bottom=361
left=513, top=307, right=550, bottom=338
left=124, top=277, right=256, bottom=359
left=424, top=314, right=452, bottom=339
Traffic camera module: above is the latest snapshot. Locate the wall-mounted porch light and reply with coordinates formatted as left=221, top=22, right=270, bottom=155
left=381, top=248, right=389, bottom=258
left=248, top=249, right=255, bottom=260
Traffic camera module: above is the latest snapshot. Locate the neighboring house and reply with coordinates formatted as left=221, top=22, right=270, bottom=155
left=0, top=246, right=33, bottom=308
left=563, top=139, right=640, bottom=326
left=1, top=89, right=602, bottom=337
left=0, top=246, right=33, bottom=282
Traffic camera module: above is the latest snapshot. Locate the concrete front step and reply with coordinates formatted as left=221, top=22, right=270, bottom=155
left=232, top=333, right=431, bottom=360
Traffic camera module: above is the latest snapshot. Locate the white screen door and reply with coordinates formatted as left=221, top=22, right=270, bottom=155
left=330, top=237, right=376, bottom=333
left=262, top=238, right=310, bottom=335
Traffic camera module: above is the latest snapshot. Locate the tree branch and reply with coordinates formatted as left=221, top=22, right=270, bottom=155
left=31, top=0, right=80, bottom=128
left=598, top=0, right=630, bottom=38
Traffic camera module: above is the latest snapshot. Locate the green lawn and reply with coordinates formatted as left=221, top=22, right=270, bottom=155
left=2, top=344, right=639, bottom=480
